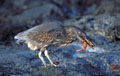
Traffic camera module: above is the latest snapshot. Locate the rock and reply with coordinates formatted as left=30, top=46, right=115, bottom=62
left=94, top=0, right=120, bottom=15
left=0, top=44, right=120, bottom=76
left=0, top=0, right=65, bottom=24
left=5, top=3, right=64, bottom=24
left=0, top=24, right=27, bottom=43
left=105, top=24, right=120, bottom=41
left=0, top=0, right=120, bottom=76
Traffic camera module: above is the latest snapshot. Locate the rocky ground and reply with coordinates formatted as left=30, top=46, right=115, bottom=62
left=0, top=0, right=120, bottom=76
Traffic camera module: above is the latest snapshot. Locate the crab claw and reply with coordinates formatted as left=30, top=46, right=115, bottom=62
left=76, top=37, right=94, bottom=52
left=76, top=40, right=87, bottom=52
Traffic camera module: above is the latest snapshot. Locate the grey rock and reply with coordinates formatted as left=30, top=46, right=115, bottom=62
left=94, top=0, right=120, bottom=15
left=7, top=3, right=63, bottom=24
left=0, top=0, right=120, bottom=76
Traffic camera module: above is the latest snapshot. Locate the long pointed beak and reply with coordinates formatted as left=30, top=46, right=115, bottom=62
left=84, top=37, right=94, bottom=49
left=77, top=35, right=94, bottom=49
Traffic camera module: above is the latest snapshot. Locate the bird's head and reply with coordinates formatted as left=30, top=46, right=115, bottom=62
left=65, top=26, right=94, bottom=49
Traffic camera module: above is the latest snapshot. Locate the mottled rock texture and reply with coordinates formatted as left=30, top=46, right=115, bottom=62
left=0, top=0, right=120, bottom=76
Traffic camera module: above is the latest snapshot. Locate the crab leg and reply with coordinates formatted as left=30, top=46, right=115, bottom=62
left=76, top=40, right=87, bottom=52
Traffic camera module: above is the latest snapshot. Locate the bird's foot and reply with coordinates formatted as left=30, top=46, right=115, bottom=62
left=40, top=64, right=57, bottom=68
left=40, top=65, right=47, bottom=68
left=47, top=64, right=57, bottom=67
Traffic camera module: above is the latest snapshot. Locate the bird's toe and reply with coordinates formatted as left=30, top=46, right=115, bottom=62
left=47, top=64, right=57, bottom=67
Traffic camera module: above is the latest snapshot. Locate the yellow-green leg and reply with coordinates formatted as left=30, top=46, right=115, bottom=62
left=44, top=50, right=56, bottom=67
left=38, top=48, right=47, bottom=68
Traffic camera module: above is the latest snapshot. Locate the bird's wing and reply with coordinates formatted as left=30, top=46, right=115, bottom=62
left=27, top=31, right=58, bottom=43
left=14, top=22, right=63, bottom=42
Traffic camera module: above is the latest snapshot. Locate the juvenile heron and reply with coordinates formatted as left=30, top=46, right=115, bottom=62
left=14, top=22, right=93, bottom=67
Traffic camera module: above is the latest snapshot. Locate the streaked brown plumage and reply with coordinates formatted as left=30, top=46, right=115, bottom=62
left=14, top=21, right=93, bottom=67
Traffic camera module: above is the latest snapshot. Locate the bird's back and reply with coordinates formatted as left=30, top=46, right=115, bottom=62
left=26, top=23, right=76, bottom=46
left=15, top=22, right=70, bottom=48
left=15, top=22, right=63, bottom=41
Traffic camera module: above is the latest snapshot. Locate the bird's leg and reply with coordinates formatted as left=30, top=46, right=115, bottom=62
left=38, top=48, right=47, bottom=68
left=44, top=50, right=56, bottom=67
left=76, top=40, right=87, bottom=52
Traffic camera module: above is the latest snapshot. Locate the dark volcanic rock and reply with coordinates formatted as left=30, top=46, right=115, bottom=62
left=94, top=0, right=120, bottom=15
left=0, top=44, right=120, bottom=76
left=0, top=24, right=28, bottom=43
left=0, top=0, right=120, bottom=76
